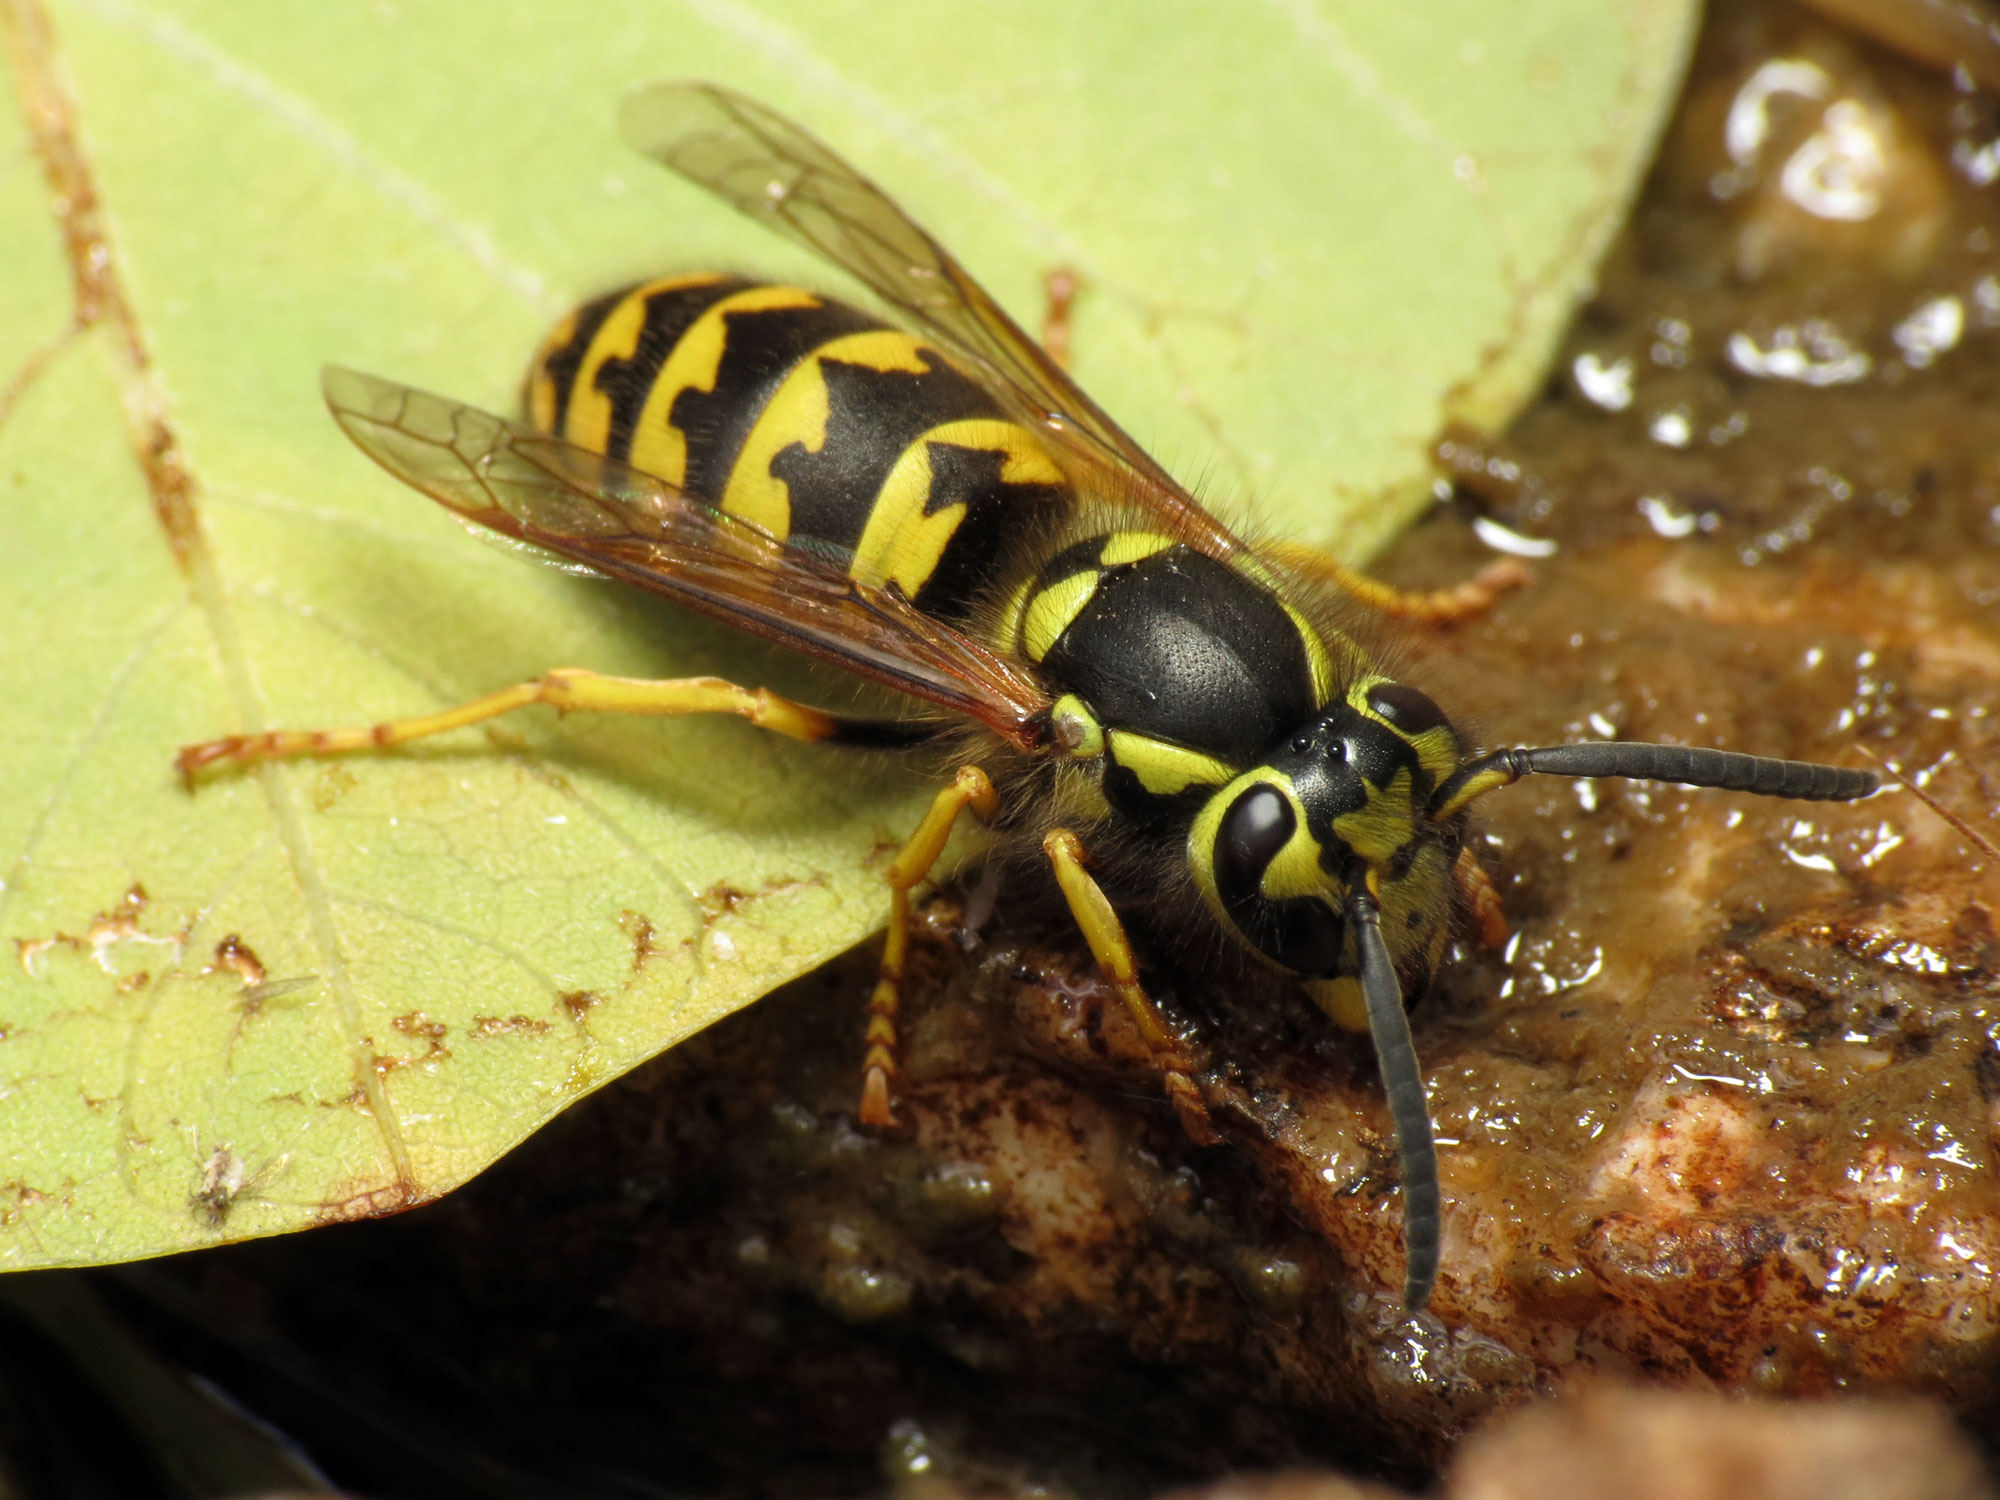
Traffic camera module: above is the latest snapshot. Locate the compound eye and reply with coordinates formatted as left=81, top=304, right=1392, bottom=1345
left=1367, top=682, right=1453, bottom=738
left=1213, top=784, right=1295, bottom=906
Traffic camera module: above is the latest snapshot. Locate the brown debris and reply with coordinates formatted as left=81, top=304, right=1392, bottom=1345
left=1, top=0, right=201, bottom=565
left=471, top=1015, right=554, bottom=1039
left=211, top=934, right=267, bottom=987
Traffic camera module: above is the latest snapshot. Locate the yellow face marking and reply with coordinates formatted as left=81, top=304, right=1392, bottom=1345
left=1373, top=840, right=1452, bottom=977
left=1020, top=570, right=1101, bottom=662
left=1306, top=977, right=1370, bottom=1033
left=1106, top=731, right=1235, bottom=799
left=723, top=328, right=932, bottom=542
left=849, top=416, right=1060, bottom=598
left=525, top=305, right=580, bottom=432
left=624, top=283, right=820, bottom=495
left=1349, top=676, right=1459, bottom=783
left=1096, top=530, right=1175, bottom=569
left=1259, top=795, right=1335, bottom=900
left=1332, top=766, right=1418, bottom=865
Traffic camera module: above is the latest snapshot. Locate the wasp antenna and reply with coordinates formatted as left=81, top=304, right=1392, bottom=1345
left=1348, top=886, right=1439, bottom=1312
left=1431, top=741, right=1878, bottom=821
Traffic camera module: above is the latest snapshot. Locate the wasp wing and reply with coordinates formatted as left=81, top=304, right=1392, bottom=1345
left=618, top=80, right=1246, bottom=562
left=322, top=366, right=1053, bottom=750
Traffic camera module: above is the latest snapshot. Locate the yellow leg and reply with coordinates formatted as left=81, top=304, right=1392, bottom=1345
left=176, top=670, right=845, bottom=782
left=1043, top=828, right=1220, bottom=1147
left=1264, top=541, right=1531, bottom=627
left=860, top=766, right=1000, bottom=1129
left=1453, top=846, right=1509, bottom=951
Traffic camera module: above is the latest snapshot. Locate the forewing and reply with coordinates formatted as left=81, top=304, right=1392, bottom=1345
left=321, top=367, right=1052, bottom=749
left=617, top=80, right=1245, bottom=559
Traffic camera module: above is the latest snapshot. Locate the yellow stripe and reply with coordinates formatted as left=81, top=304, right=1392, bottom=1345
left=1107, top=731, right=1235, bottom=798
left=1020, top=570, right=1100, bottom=661
left=563, top=274, right=724, bottom=452
left=1285, top=602, right=1338, bottom=705
left=848, top=417, right=1062, bottom=598
left=721, top=328, right=931, bottom=541
left=1234, top=552, right=1282, bottom=591
left=1097, top=530, right=1174, bottom=568
left=623, top=283, right=819, bottom=499
left=992, top=573, right=1038, bottom=655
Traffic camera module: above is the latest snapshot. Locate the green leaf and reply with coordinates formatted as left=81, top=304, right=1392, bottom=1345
left=0, top=0, right=1696, bottom=1267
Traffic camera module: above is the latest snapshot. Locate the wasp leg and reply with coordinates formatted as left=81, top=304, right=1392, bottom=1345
left=1042, top=828, right=1220, bottom=1146
left=1453, top=846, right=1509, bottom=950
left=862, top=765, right=1000, bottom=1129
left=1040, top=267, right=1084, bottom=371
left=176, top=671, right=855, bottom=782
left=1264, top=541, right=1531, bottom=628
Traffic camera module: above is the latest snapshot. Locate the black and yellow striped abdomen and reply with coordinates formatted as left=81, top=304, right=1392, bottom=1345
left=526, top=274, right=1070, bottom=621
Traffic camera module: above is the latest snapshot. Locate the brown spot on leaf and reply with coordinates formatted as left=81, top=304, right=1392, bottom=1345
left=0, top=1180, right=54, bottom=1230
left=16, top=883, right=186, bottom=980
left=560, top=990, right=600, bottom=1023
left=211, top=934, right=266, bottom=987
left=472, top=1015, right=553, bottom=1039
left=5, top=0, right=202, bottom=565
left=314, top=1176, right=428, bottom=1225
left=391, top=1011, right=449, bottom=1059
left=620, top=910, right=660, bottom=972
left=696, top=881, right=752, bottom=924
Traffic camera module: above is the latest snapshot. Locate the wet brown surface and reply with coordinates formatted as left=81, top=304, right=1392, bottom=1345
left=67, top=2, right=2000, bottom=1496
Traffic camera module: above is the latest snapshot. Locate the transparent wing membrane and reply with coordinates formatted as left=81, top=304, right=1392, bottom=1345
left=618, top=81, right=1247, bottom=559
left=323, top=367, right=1052, bottom=748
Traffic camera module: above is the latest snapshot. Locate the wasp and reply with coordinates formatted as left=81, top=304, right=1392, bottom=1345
left=179, top=83, right=1877, bottom=1310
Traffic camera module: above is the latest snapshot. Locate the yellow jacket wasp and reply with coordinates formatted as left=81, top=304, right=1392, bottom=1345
left=180, top=83, right=1876, bottom=1311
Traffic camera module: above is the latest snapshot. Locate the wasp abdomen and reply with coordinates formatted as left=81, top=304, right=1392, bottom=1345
left=527, top=276, right=1071, bottom=621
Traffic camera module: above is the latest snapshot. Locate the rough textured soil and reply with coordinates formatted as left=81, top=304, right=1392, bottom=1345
left=62, top=2, right=2000, bottom=1496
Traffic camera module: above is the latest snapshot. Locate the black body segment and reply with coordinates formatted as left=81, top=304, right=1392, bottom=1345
left=1041, top=543, right=1319, bottom=762
left=1014, top=538, right=1333, bottom=825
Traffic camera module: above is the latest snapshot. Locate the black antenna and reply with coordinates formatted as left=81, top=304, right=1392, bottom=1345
left=1348, top=886, right=1439, bottom=1312
left=1432, top=741, right=1877, bottom=821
